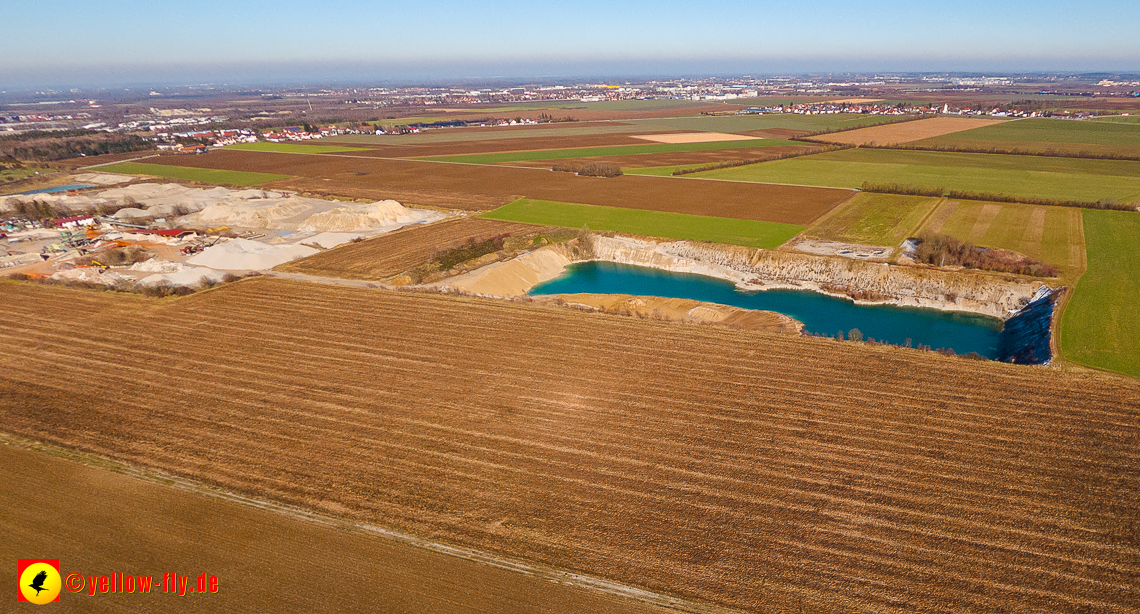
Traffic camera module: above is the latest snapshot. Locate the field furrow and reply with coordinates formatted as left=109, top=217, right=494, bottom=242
left=1, top=278, right=1138, bottom=614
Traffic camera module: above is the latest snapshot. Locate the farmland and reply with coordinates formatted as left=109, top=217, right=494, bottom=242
left=918, top=199, right=1086, bottom=281
left=1, top=278, right=1138, bottom=613
left=98, top=161, right=289, bottom=186
left=513, top=144, right=820, bottom=172
left=483, top=199, right=805, bottom=248
left=1061, top=209, right=1140, bottom=377
left=803, top=192, right=941, bottom=246
left=140, top=150, right=854, bottom=223
left=914, top=118, right=1140, bottom=157
left=0, top=443, right=681, bottom=614
left=224, top=142, right=363, bottom=154
left=809, top=117, right=1006, bottom=145
left=324, top=123, right=660, bottom=145
left=692, top=148, right=1140, bottom=204
left=629, top=113, right=911, bottom=134
left=416, top=139, right=800, bottom=164
left=276, top=217, right=541, bottom=281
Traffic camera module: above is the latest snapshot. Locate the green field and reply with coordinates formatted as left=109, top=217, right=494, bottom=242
left=805, top=193, right=941, bottom=246
left=692, top=148, right=1140, bottom=204
left=483, top=199, right=804, bottom=249
left=416, top=139, right=799, bottom=164
left=1090, top=115, right=1140, bottom=125
left=623, top=164, right=708, bottom=177
left=98, top=162, right=288, bottom=186
left=922, top=199, right=1085, bottom=281
left=916, top=118, right=1140, bottom=156
left=1061, top=209, right=1140, bottom=377
left=323, top=123, right=652, bottom=145
left=629, top=113, right=910, bottom=134
left=225, top=142, right=361, bottom=154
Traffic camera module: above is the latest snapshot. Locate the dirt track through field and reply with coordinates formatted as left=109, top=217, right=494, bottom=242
left=968, top=203, right=1003, bottom=241
left=0, top=442, right=692, bottom=614
left=144, top=150, right=852, bottom=223
left=1020, top=207, right=1047, bottom=253
left=1, top=279, right=1138, bottom=614
left=923, top=200, right=958, bottom=234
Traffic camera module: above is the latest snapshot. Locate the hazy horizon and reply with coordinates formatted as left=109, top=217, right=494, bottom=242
left=4, top=0, right=1138, bottom=90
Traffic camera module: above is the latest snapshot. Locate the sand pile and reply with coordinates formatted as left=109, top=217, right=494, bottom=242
left=186, top=238, right=317, bottom=270
left=296, top=200, right=429, bottom=232
left=129, top=259, right=185, bottom=273
left=50, top=268, right=127, bottom=285
left=138, top=267, right=226, bottom=287
left=187, top=200, right=313, bottom=228
left=180, top=195, right=443, bottom=232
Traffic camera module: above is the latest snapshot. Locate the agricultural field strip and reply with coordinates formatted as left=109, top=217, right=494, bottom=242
left=5, top=287, right=1134, bottom=431
left=4, top=293, right=1136, bottom=521
left=4, top=375, right=1130, bottom=610
left=6, top=298, right=1130, bottom=537
left=9, top=317, right=1127, bottom=523
left=3, top=338, right=1134, bottom=608
left=0, top=444, right=702, bottom=614
left=691, top=149, right=1140, bottom=203
left=4, top=285, right=1135, bottom=610
left=7, top=285, right=1133, bottom=431
left=2, top=364, right=1130, bottom=606
left=6, top=284, right=1134, bottom=429
left=410, top=140, right=801, bottom=164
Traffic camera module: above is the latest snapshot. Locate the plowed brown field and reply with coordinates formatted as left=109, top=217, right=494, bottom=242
left=1, top=278, right=1138, bottom=614
left=0, top=443, right=686, bottom=614
left=507, top=144, right=820, bottom=169
left=144, top=150, right=852, bottom=223
left=294, top=133, right=677, bottom=158
left=810, top=117, right=1007, bottom=145
left=276, top=217, right=541, bottom=280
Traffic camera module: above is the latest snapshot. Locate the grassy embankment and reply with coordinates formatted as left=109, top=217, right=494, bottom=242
left=415, top=139, right=799, bottom=164
left=98, top=162, right=288, bottom=186
left=484, top=199, right=803, bottom=249
left=1061, top=209, right=1140, bottom=377
left=691, top=148, right=1140, bottom=204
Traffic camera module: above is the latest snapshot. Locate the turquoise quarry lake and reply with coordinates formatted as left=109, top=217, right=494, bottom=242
left=531, top=262, right=1005, bottom=358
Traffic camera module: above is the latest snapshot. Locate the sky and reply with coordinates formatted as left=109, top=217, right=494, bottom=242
left=3, top=0, right=1138, bottom=88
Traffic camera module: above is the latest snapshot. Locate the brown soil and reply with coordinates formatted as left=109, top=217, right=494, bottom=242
left=142, top=150, right=852, bottom=223
left=0, top=443, right=683, bottom=614
left=1, top=278, right=1138, bottom=614
left=276, top=217, right=541, bottom=281
left=319, top=133, right=680, bottom=158
left=512, top=145, right=821, bottom=169
left=809, top=117, right=1007, bottom=145
left=54, top=151, right=161, bottom=170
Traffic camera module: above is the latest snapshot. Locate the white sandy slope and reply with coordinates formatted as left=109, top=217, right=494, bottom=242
left=137, top=267, right=227, bottom=287
left=186, top=238, right=318, bottom=270
left=435, top=246, right=573, bottom=297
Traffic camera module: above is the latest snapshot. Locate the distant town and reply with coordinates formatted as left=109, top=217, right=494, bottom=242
left=2, top=72, right=1137, bottom=151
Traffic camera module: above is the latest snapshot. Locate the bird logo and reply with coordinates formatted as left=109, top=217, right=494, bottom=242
left=29, top=570, right=48, bottom=595
left=17, top=560, right=61, bottom=605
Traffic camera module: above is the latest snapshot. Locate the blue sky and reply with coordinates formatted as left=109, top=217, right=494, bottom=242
left=3, top=0, right=1138, bottom=87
